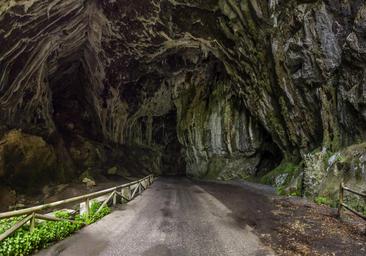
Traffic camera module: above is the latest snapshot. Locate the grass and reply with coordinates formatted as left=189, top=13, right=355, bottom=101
left=0, top=201, right=111, bottom=256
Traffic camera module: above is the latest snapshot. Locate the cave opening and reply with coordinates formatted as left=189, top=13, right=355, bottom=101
left=46, top=58, right=108, bottom=179
left=49, top=60, right=101, bottom=145
left=46, top=50, right=283, bottom=180
left=127, top=109, right=187, bottom=177
left=154, top=110, right=186, bottom=177
left=256, top=130, right=284, bottom=177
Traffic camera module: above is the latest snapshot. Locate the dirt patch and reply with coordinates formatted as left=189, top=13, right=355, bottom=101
left=195, top=180, right=366, bottom=256
left=269, top=198, right=366, bottom=255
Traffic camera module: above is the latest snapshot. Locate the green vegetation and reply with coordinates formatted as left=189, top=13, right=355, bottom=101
left=259, top=162, right=302, bottom=196
left=275, top=186, right=287, bottom=196
left=260, top=162, right=298, bottom=185
left=262, top=163, right=299, bottom=193
left=314, top=196, right=333, bottom=206
left=313, top=194, right=366, bottom=212
left=0, top=201, right=111, bottom=256
left=344, top=196, right=366, bottom=216
left=83, top=200, right=111, bottom=225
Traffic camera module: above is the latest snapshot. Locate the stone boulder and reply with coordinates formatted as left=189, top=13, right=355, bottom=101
left=0, top=186, right=16, bottom=211
left=0, top=130, right=57, bottom=189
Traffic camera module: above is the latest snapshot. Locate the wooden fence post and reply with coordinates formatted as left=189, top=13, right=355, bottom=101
left=127, top=186, right=131, bottom=200
left=338, top=182, right=344, bottom=217
left=85, top=198, right=90, bottom=219
left=113, top=191, right=117, bottom=206
left=30, top=212, right=35, bottom=232
left=122, top=186, right=131, bottom=203
left=120, top=188, right=124, bottom=204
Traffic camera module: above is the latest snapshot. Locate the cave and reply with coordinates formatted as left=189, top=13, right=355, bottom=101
left=147, top=110, right=187, bottom=177
left=49, top=60, right=102, bottom=144
left=2, top=1, right=366, bottom=254
left=0, top=0, right=366, bottom=219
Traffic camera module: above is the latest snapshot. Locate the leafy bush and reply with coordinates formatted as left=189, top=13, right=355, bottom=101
left=0, top=201, right=111, bottom=256
left=276, top=186, right=286, bottom=196
left=314, top=196, right=332, bottom=206
left=78, top=200, right=111, bottom=225
left=0, top=214, right=81, bottom=256
left=0, top=216, right=25, bottom=235
left=290, top=191, right=301, bottom=197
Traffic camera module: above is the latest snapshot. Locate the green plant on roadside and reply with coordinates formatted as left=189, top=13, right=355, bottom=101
left=0, top=202, right=111, bottom=256
left=314, top=196, right=332, bottom=206
left=276, top=186, right=286, bottom=196
left=79, top=200, right=111, bottom=225
left=0, top=216, right=25, bottom=235
left=0, top=213, right=81, bottom=256
left=290, top=191, right=301, bottom=197
left=260, top=162, right=298, bottom=185
left=260, top=162, right=302, bottom=197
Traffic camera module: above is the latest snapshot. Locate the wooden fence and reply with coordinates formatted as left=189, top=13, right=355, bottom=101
left=0, top=174, right=154, bottom=242
left=338, top=182, right=366, bottom=220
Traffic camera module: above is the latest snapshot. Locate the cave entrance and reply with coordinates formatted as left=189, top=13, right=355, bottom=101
left=256, top=131, right=284, bottom=177
left=49, top=60, right=101, bottom=143
left=132, top=110, right=186, bottom=177
left=155, top=110, right=186, bottom=177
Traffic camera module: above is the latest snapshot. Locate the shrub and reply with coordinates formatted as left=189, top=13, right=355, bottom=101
left=0, top=202, right=111, bottom=256
left=314, top=196, right=332, bottom=206
left=79, top=200, right=111, bottom=225
left=0, top=215, right=80, bottom=256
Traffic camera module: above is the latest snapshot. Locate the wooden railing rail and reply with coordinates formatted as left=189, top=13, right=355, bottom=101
left=338, top=182, right=366, bottom=220
left=0, top=174, right=154, bottom=242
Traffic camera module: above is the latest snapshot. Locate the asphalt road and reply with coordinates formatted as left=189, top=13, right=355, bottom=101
left=38, top=178, right=275, bottom=256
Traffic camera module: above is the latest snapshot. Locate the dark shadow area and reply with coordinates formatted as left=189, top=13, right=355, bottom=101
left=49, top=60, right=102, bottom=144
left=153, top=110, right=186, bottom=177
left=126, top=110, right=187, bottom=177
left=256, top=129, right=284, bottom=177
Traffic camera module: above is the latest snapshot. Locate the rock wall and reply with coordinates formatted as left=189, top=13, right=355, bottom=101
left=272, top=0, right=366, bottom=152
left=0, top=0, right=365, bottom=194
left=302, top=143, right=366, bottom=209
left=175, top=78, right=281, bottom=179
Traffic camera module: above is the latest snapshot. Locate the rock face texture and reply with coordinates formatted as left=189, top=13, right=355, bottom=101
left=0, top=0, right=365, bottom=196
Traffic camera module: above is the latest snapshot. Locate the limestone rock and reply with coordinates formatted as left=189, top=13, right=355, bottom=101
left=0, top=187, right=16, bottom=211
left=0, top=130, right=57, bottom=189
left=309, top=143, right=366, bottom=201
left=107, top=166, right=118, bottom=175
left=82, top=177, right=96, bottom=188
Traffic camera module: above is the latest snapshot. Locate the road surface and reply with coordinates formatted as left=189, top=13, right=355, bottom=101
left=38, top=178, right=275, bottom=256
